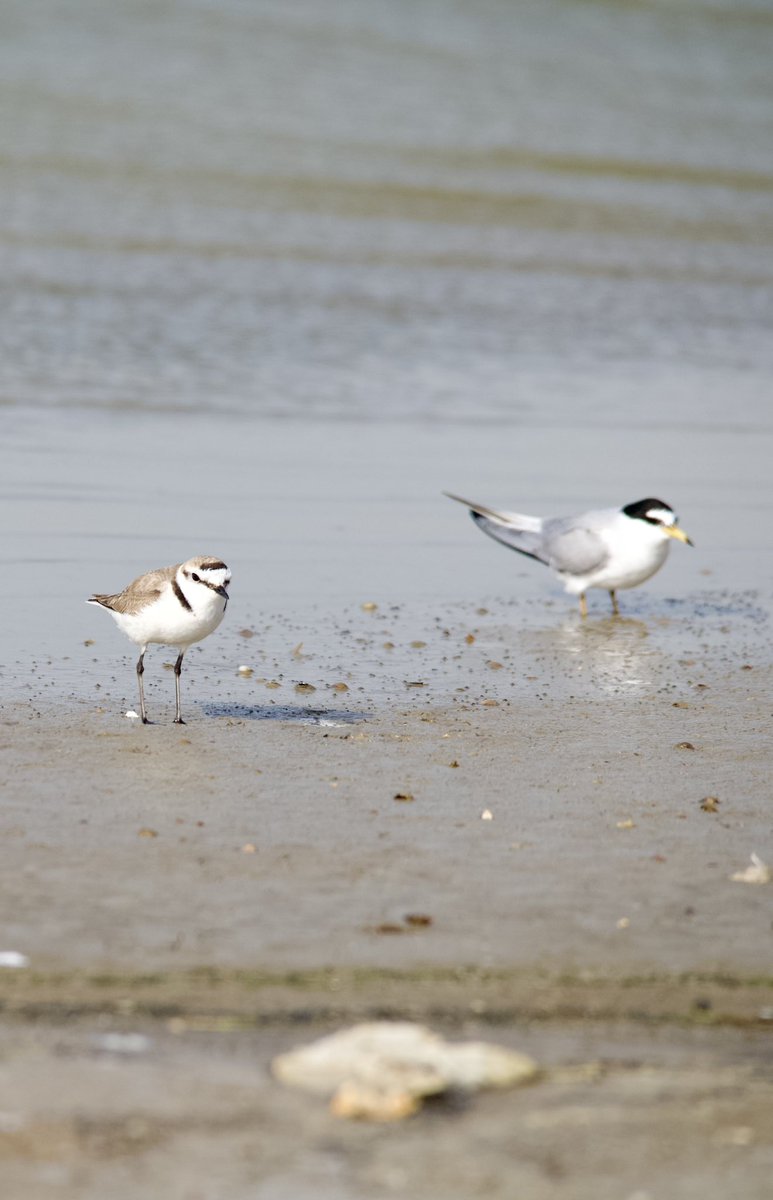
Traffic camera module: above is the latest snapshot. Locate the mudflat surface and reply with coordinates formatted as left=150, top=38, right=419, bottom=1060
left=2, top=604, right=773, bottom=1199
left=2, top=634, right=773, bottom=977
left=1, top=1017, right=772, bottom=1200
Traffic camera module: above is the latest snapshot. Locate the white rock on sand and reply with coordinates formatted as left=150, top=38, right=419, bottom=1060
left=271, top=1021, right=538, bottom=1120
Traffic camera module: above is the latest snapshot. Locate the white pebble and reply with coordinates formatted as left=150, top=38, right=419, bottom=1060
left=0, top=951, right=30, bottom=969
left=730, top=852, right=771, bottom=885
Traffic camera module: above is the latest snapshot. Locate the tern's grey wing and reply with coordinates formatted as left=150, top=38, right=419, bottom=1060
left=470, top=513, right=547, bottom=562
left=540, top=518, right=610, bottom=577
left=89, top=563, right=178, bottom=615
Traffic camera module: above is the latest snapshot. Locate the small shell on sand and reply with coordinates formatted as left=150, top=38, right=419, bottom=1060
left=271, top=1021, right=538, bottom=1120
left=730, top=853, right=771, bottom=884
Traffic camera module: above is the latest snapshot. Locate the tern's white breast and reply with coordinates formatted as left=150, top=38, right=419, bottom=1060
left=584, top=515, right=670, bottom=592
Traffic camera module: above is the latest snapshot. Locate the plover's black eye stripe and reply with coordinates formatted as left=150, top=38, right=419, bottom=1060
left=172, top=578, right=193, bottom=612
left=199, top=578, right=228, bottom=593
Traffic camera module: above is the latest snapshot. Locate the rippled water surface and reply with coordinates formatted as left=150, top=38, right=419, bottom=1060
left=2, top=0, right=772, bottom=420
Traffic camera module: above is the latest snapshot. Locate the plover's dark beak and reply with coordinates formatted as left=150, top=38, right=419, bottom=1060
left=216, top=585, right=229, bottom=600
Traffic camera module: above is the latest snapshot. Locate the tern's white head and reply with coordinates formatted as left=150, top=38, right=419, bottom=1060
left=621, top=499, right=693, bottom=546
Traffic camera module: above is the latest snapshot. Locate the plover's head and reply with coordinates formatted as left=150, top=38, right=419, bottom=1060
left=622, top=499, right=693, bottom=546
left=180, top=556, right=231, bottom=602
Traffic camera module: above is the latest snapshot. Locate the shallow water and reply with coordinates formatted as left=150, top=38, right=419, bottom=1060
left=1, top=0, right=772, bottom=715
left=2, top=0, right=772, bottom=422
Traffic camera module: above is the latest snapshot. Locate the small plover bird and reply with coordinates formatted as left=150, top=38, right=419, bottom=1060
left=88, top=556, right=231, bottom=723
left=445, top=494, right=692, bottom=617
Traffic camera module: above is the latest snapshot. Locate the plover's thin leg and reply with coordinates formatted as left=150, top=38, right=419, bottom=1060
left=609, top=589, right=620, bottom=616
left=173, top=651, right=186, bottom=724
left=136, top=648, right=149, bottom=724
left=579, top=593, right=588, bottom=619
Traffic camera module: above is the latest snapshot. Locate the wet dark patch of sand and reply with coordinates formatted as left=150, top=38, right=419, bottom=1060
left=1, top=1015, right=772, bottom=1200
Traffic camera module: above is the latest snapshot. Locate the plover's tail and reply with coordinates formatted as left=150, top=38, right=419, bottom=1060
left=87, top=594, right=120, bottom=610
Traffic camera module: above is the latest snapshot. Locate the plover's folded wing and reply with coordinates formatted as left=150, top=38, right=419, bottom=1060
left=88, top=586, right=162, bottom=615
left=87, top=564, right=177, bottom=615
left=541, top=521, right=609, bottom=576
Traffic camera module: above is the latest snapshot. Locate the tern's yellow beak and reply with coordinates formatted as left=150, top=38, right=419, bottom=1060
left=665, top=525, right=693, bottom=547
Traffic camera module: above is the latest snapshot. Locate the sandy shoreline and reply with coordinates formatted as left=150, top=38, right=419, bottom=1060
left=0, top=1013, right=770, bottom=1200
left=4, top=654, right=773, bottom=1198
left=3, top=661, right=772, bottom=979
left=3, top=590, right=773, bottom=1195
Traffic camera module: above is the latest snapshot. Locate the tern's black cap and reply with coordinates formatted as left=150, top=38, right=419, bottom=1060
left=622, top=498, right=674, bottom=522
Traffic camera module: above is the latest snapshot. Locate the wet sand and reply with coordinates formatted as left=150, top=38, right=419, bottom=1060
left=3, top=400, right=772, bottom=1199
left=2, top=1017, right=772, bottom=1200
left=2, top=602, right=773, bottom=1197
left=3, top=648, right=773, bottom=978
left=2, top=417, right=773, bottom=1196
